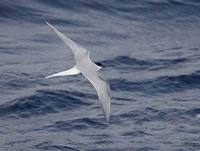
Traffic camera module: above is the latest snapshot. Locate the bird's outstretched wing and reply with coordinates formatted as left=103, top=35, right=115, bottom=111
left=82, top=70, right=111, bottom=122
left=46, top=21, right=100, bottom=71
left=45, top=21, right=88, bottom=55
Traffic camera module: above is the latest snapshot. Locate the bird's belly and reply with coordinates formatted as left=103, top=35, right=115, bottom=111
left=76, top=59, right=99, bottom=73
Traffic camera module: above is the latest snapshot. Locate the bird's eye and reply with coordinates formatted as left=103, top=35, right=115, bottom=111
left=95, top=62, right=103, bottom=67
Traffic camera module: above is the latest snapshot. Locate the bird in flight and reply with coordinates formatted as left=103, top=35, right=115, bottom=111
left=45, top=22, right=111, bottom=122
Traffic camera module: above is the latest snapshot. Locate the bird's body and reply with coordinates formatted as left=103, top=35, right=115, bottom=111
left=45, top=22, right=111, bottom=121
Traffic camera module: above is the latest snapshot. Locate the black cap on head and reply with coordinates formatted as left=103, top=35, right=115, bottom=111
left=95, top=62, right=104, bottom=68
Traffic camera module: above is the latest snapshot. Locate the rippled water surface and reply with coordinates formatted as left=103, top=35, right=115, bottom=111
left=0, top=0, right=200, bottom=150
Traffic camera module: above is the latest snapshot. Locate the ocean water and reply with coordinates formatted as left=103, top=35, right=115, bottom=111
left=0, top=0, right=200, bottom=150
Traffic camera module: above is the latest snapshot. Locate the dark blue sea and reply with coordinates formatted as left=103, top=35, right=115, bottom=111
left=0, top=0, right=200, bottom=150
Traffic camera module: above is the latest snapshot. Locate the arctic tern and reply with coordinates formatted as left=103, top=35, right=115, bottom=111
left=45, top=22, right=111, bottom=122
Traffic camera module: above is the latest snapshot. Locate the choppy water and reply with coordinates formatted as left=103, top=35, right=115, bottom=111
left=0, top=0, right=200, bottom=150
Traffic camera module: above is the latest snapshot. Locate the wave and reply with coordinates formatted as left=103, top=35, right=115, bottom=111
left=44, top=117, right=107, bottom=132
left=0, top=90, right=92, bottom=118
left=118, top=107, right=199, bottom=125
left=110, top=70, right=200, bottom=94
left=35, top=142, right=79, bottom=151
left=101, top=56, right=187, bottom=71
left=0, top=1, right=46, bottom=22
left=186, top=108, right=200, bottom=117
left=1, top=0, right=200, bottom=23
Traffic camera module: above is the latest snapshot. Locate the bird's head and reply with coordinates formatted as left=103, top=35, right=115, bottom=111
left=95, top=62, right=104, bottom=69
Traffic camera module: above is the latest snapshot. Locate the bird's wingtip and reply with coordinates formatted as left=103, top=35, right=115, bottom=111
left=106, top=117, right=110, bottom=122
left=44, top=21, right=53, bottom=28
left=44, top=20, right=49, bottom=25
left=45, top=76, right=51, bottom=79
left=104, top=111, right=110, bottom=122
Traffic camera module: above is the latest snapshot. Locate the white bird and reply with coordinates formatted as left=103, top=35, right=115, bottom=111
left=45, top=21, right=111, bottom=122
